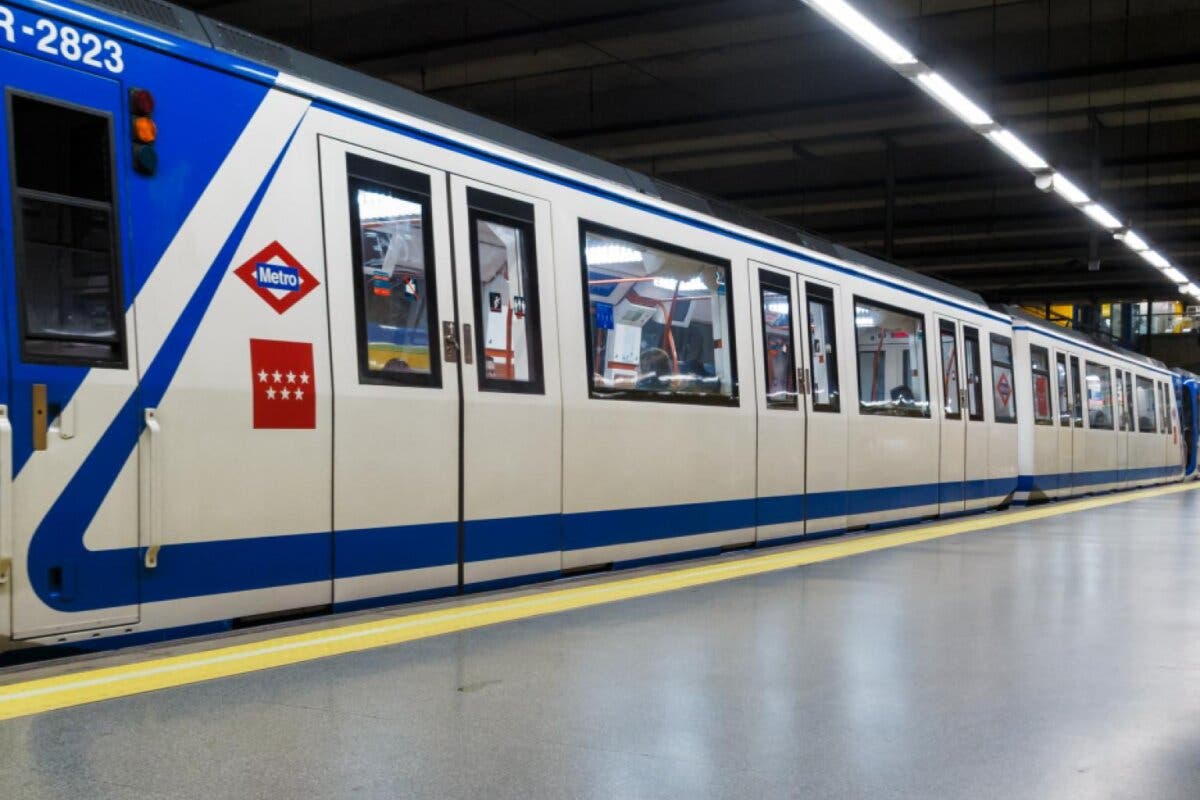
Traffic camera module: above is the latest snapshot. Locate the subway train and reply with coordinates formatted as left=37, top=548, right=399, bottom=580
left=0, top=0, right=1190, bottom=651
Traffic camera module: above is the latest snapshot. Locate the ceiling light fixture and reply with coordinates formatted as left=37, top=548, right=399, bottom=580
left=915, top=72, right=993, bottom=126
left=799, top=0, right=1191, bottom=293
left=1081, top=203, right=1123, bottom=231
left=1048, top=174, right=1090, bottom=205
left=985, top=129, right=1048, bottom=171
left=805, top=0, right=918, bottom=66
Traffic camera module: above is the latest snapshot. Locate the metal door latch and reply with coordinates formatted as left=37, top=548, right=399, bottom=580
left=442, top=321, right=459, bottom=363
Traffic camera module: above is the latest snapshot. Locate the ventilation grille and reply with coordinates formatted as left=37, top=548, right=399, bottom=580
left=210, top=22, right=292, bottom=68
left=84, top=0, right=183, bottom=32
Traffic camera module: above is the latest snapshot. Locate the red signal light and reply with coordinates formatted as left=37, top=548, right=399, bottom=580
left=130, top=88, right=155, bottom=116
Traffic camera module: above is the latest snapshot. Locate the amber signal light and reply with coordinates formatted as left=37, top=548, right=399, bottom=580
left=130, top=87, right=157, bottom=176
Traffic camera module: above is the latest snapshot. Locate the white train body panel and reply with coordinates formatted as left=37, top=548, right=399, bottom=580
left=0, top=0, right=1183, bottom=650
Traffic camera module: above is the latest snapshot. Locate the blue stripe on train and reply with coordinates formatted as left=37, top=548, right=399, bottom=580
left=33, top=475, right=1018, bottom=612
left=1017, top=465, right=1180, bottom=493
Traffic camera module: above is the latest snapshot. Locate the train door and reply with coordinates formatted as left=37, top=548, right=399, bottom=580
left=1053, top=351, right=1073, bottom=496
left=0, top=50, right=141, bottom=638
left=321, top=141, right=459, bottom=605
left=798, top=274, right=847, bottom=535
left=1114, top=368, right=1129, bottom=487
left=936, top=319, right=966, bottom=515
left=750, top=266, right=805, bottom=542
left=1068, top=355, right=1085, bottom=494
left=961, top=326, right=988, bottom=508
left=448, top=176, right=562, bottom=586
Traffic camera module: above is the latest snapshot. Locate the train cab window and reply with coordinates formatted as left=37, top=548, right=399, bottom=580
left=9, top=94, right=124, bottom=365
left=346, top=155, right=440, bottom=386
left=990, top=335, right=1017, bottom=423
left=1030, top=345, right=1052, bottom=425
left=854, top=298, right=929, bottom=417
left=1070, top=356, right=1084, bottom=427
left=581, top=223, right=736, bottom=403
left=1124, top=372, right=1135, bottom=432
left=468, top=189, right=544, bottom=394
left=758, top=272, right=796, bottom=408
left=938, top=321, right=961, bottom=419
left=1136, top=376, right=1157, bottom=433
left=1055, top=353, right=1070, bottom=426
left=1084, top=362, right=1114, bottom=430
left=806, top=283, right=840, bottom=412
left=963, top=327, right=984, bottom=421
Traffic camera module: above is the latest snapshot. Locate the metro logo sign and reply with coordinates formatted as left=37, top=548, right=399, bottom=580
left=234, top=242, right=319, bottom=314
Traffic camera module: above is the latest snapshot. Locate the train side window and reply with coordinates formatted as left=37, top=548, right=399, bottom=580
left=854, top=297, right=929, bottom=417
left=1136, top=376, right=1157, bottom=432
left=990, top=334, right=1017, bottom=423
left=1070, top=356, right=1084, bottom=427
left=581, top=222, right=737, bottom=403
left=806, top=283, right=840, bottom=412
left=963, top=326, right=984, bottom=421
left=758, top=271, right=796, bottom=408
left=468, top=189, right=544, bottom=394
left=1055, top=353, right=1070, bottom=426
left=1030, top=345, right=1052, bottom=425
left=346, top=155, right=440, bottom=387
left=939, top=320, right=961, bottom=419
left=9, top=93, right=124, bottom=366
left=1123, top=372, right=1134, bottom=432
left=1084, top=362, right=1114, bottom=430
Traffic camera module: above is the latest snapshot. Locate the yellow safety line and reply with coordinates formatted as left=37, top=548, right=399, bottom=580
left=1, top=480, right=1196, bottom=721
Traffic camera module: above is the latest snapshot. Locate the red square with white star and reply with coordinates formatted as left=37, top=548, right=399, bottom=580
left=250, top=339, right=315, bottom=429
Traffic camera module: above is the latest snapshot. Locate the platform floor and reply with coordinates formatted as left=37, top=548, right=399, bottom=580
left=4, top=487, right=1200, bottom=799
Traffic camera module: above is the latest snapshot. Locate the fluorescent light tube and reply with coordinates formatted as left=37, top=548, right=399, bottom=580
left=1163, top=267, right=1188, bottom=284
left=985, top=129, right=1048, bottom=171
left=806, top=0, right=918, bottom=65
left=1140, top=250, right=1170, bottom=269
left=1081, top=202, right=1122, bottom=230
left=915, top=72, right=993, bottom=126
left=1119, top=231, right=1149, bottom=252
left=1049, top=174, right=1089, bottom=205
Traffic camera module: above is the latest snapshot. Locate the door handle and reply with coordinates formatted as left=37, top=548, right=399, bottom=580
left=141, top=409, right=162, bottom=569
left=462, top=323, right=474, bottom=365
left=0, top=406, right=11, bottom=585
left=442, top=321, right=459, bottom=364
left=31, top=384, right=47, bottom=451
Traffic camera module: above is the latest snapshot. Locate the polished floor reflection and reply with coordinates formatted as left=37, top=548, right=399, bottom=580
left=3, top=489, right=1200, bottom=799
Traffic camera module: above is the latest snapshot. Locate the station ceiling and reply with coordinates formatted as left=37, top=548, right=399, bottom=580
left=176, top=0, right=1200, bottom=306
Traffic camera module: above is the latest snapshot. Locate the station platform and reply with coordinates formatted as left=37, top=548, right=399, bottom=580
left=2, top=483, right=1200, bottom=799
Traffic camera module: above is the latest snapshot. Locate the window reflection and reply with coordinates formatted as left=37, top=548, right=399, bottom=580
left=1084, top=362, right=1113, bottom=429
left=354, top=187, right=433, bottom=376
left=759, top=276, right=796, bottom=407
left=854, top=299, right=929, bottom=417
left=583, top=226, right=736, bottom=401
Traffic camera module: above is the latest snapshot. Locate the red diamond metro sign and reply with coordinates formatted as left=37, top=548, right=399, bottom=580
left=234, top=241, right=320, bottom=315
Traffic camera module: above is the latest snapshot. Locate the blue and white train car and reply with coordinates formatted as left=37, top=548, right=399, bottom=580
left=1010, top=308, right=1182, bottom=502
left=1173, top=369, right=1199, bottom=479
left=0, top=0, right=1182, bottom=651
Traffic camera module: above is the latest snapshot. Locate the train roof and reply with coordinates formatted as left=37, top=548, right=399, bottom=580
left=73, top=0, right=990, bottom=312
left=1003, top=306, right=1170, bottom=373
